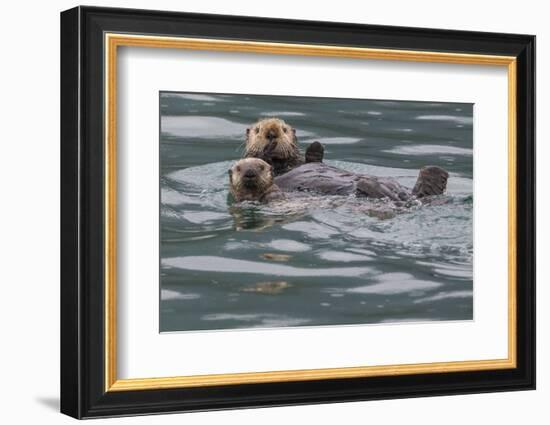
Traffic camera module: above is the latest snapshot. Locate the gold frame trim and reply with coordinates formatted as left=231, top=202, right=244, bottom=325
left=104, top=33, right=518, bottom=392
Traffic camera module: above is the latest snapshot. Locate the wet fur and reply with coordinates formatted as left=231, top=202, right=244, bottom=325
left=274, top=163, right=449, bottom=201
left=241, top=118, right=448, bottom=202
left=244, top=118, right=305, bottom=175
left=229, top=158, right=285, bottom=203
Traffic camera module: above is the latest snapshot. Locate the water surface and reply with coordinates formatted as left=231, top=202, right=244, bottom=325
left=160, top=92, right=473, bottom=332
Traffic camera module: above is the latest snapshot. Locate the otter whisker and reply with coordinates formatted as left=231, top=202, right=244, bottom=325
left=235, top=140, right=247, bottom=153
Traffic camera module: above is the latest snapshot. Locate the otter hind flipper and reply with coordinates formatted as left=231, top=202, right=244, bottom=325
left=305, top=141, right=324, bottom=163
left=412, top=166, right=449, bottom=198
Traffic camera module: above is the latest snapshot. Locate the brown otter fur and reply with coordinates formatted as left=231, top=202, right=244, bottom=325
left=244, top=118, right=324, bottom=176
left=228, top=158, right=285, bottom=203
left=274, top=163, right=449, bottom=201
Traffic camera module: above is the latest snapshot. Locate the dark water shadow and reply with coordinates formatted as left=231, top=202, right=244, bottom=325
left=35, top=396, right=59, bottom=411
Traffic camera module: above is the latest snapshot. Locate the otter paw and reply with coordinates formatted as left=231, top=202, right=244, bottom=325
left=412, top=166, right=449, bottom=198
left=305, top=141, right=324, bottom=163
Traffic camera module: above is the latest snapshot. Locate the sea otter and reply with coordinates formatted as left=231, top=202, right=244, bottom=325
left=274, top=162, right=449, bottom=201
left=242, top=118, right=448, bottom=201
left=228, top=158, right=285, bottom=203
left=244, top=118, right=324, bottom=175
left=229, top=158, right=448, bottom=203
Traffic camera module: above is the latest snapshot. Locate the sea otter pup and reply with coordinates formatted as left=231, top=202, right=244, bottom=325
left=228, top=158, right=285, bottom=203
left=244, top=118, right=324, bottom=176
left=274, top=162, right=449, bottom=201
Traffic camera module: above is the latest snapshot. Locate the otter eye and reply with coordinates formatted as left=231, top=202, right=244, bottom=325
left=283, top=127, right=288, bottom=133
left=254, top=127, right=260, bottom=134
left=236, top=166, right=241, bottom=172
left=259, top=165, right=265, bottom=171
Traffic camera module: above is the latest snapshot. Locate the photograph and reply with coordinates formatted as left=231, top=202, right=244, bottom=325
left=159, top=92, right=474, bottom=332
left=57, top=4, right=536, bottom=419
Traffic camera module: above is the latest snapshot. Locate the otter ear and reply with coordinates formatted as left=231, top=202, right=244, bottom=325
left=246, top=128, right=250, bottom=136
left=228, top=169, right=233, bottom=182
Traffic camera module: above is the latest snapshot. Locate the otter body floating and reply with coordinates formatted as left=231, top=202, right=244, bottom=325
left=240, top=117, right=449, bottom=202
left=275, top=162, right=449, bottom=201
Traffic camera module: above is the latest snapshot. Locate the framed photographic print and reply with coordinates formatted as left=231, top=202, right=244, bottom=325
left=60, top=6, right=536, bottom=419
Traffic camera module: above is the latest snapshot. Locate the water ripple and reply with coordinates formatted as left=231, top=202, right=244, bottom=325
left=163, top=256, right=375, bottom=277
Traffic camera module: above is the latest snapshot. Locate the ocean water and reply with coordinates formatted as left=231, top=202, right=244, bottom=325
left=159, top=92, right=473, bottom=332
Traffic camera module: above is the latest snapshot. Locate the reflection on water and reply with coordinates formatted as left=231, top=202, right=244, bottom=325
left=160, top=92, right=473, bottom=332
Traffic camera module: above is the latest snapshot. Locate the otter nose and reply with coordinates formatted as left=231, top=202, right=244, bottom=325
left=244, top=169, right=257, bottom=178
left=267, top=129, right=276, bottom=140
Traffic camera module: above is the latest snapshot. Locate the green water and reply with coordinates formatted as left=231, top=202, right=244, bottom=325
left=159, top=92, right=473, bottom=332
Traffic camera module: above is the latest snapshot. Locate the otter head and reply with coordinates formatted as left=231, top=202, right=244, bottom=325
left=245, top=118, right=299, bottom=161
left=228, top=158, right=274, bottom=202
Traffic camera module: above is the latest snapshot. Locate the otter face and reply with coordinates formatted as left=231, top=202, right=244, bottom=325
left=245, top=118, right=298, bottom=161
left=228, top=158, right=274, bottom=202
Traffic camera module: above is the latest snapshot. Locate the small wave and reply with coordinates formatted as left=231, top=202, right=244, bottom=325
left=161, top=188, right=207, bottom=206
left=161, top=289, right=201, bottom=301
left=179, top=211, right=230, bottom=224
left=313, top=137, right=362, bottom=145
left=416, top=115, right=473, bottom=125
left=163, top=256, right=374, bottom=277
left=415, top=260, right=472, bottom=279
left=413, top=290, right=473, bottom=304
left=201, top=313, right=311, bottom=327
left=202, top=313, right=259, bottom=321
left=161, top=93, right=225, bottom=102
left=161, top=116, right=246, bottom=139
left=379, top=318, right=438, bottom=324
left=223, top=239, right=311, bottom=253
left=282, top=221, right=340, bottom=239
left=167, top=160, right=233, bottom=189
left=260, top=111, right=306, bottom=117
left=317, top=250, right=374, bottom=262
left=264, top=239, right=311, bottom=252
left=347, top=272, right=442, bottom=295
left=382, top=145, right=473, bottom=156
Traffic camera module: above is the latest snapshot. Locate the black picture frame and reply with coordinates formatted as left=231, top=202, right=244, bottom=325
left=61, top=5, right=535, bottom=419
